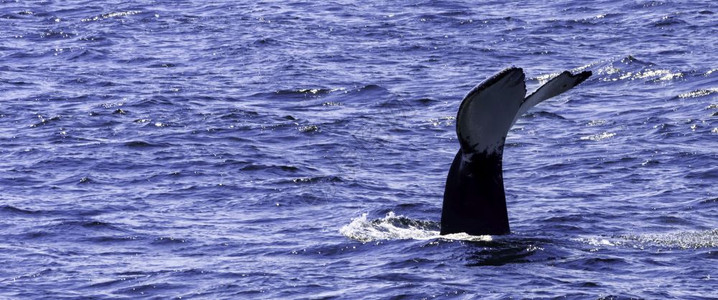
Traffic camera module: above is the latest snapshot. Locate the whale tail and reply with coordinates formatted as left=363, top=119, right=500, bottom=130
left=440, top=67, right=591, bottom=236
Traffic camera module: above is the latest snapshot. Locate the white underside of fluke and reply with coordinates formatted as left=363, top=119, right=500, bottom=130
left=456, top=68, right=525, bottom=155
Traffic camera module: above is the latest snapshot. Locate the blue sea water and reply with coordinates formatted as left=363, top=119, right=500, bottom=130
left=1, top=0, right=716, bottom=298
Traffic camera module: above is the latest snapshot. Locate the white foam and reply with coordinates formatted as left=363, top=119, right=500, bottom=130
left=579, top=132, right=616, bottom=141
left=339, top=212, right=492, bottom=243
left=577, top=229, right=718, bottom=250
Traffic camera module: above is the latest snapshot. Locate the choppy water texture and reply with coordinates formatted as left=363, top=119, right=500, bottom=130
left=1, top=0, right=716, bottom=298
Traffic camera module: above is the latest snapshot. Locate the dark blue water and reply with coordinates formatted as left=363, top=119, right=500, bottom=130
left=1, top=1, right=716, bottom=298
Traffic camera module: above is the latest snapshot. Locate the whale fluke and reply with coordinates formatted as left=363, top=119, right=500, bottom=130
left=441, top=67, right=591, bottom=236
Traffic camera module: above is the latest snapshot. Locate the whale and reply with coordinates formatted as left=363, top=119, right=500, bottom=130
left=441, top=67, right=591, bottom=236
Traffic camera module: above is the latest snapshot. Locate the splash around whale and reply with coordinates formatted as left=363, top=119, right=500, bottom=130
left=441, top=67, right=591, bottom=236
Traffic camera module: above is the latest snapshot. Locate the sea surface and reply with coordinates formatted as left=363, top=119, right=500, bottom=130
left=1, top=0, right=716, bottom=299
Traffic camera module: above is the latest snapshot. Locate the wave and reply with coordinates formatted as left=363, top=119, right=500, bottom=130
left=677, top=88, right=718, bottom=99
left=81, top=10, right=143, bottom=22
left=577, top=55, right=688, bottom=83
left=262, top=87, right=346, bottom=98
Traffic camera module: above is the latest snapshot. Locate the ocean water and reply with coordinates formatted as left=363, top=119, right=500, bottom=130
left=1, top=0, right=716, bottom=298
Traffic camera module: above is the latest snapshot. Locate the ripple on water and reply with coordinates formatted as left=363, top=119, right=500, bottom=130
left=0, top=0, right=716, bottom=299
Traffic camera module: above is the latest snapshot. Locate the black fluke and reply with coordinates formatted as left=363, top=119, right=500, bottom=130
left=440, top=67, right=592, bottom=236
